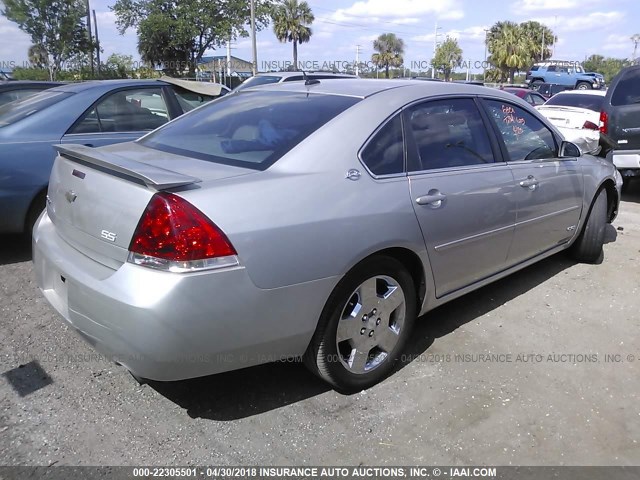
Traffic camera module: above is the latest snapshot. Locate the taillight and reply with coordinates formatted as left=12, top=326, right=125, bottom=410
left=128, top=192, right=238, bottom=273
left=583, top=120, right=599, bottom=130
left=599, top=111, right=608, bottom=134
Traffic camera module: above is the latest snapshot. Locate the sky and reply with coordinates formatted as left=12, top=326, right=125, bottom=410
left=0, top=0, right=638, bottom=73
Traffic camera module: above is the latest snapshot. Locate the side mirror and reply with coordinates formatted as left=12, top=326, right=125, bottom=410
left=559, top=141, right=582, bottom=158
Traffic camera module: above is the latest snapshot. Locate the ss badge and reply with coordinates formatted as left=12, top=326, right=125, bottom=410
left=100, top=230, right=117, bottom=242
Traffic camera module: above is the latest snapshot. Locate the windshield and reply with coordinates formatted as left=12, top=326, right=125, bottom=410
left=544, top=93, right=604, bottom=112
left=233, top=75, right=282, bottom=91
left=0, top=90, right=72, bottom=128
left=140, top=90, right=360, bottom=170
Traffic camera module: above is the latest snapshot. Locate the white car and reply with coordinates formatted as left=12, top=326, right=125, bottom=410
left=536, top=90, right=606, bottom=154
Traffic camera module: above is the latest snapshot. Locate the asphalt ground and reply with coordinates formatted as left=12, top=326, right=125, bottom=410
left=1, top=183, right=639, bottom=466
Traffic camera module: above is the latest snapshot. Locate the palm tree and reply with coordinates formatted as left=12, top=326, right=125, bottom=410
left=519, top=21, right=555, bottom=63
left=272, top=0, right=314, bottom=69
left=487, top=21, right=529, bottom=83
left=372, top=33, right=405, bottom=78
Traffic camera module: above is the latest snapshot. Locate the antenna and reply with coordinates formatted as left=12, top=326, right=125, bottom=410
left=301, top=70, right=320, bottom=86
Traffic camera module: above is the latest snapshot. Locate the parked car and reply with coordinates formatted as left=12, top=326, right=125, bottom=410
left=0, top=78, right=228, bottom=235
left=533, top=82, right=574, bottom=99
left=600, top=65, right=640, bottom=188
left=503, top=87, right=547, bottom=106
left=33, top=79, right=621, bottom=392
left=0, top=81, right=63, bottom=106
left=234, top=71, right=357, bottom=91
left=526, top=61, right=604, bottom=90
left=536, top=90, right=606, bottom=154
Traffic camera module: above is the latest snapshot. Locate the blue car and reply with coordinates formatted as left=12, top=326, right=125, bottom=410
left=0, top=78, right=228, bottom=235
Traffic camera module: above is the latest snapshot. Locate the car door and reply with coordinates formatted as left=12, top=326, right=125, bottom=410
left=480, top=98, right=583, bottom=264
left=405, top=97, right=518, bottom=297
left=61, top=87, right=171, bottom=147
left=604, top=67, right=640, bottom=150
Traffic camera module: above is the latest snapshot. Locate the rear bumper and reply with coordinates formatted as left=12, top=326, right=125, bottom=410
left=608, top=150, right=640, bottom=174
left=33, top=212, right=336, bottom=381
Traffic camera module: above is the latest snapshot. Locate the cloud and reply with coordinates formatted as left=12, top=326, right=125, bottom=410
left=335, top=0, right=464, bottom=20
left=533, top=11, right=624, bottom=32
left=412, top=25, right=489, bottom=43
left=0, top=16, right=32, bottom=64
left=518, top=0, right=598, bottom=11
left=601, top=34, right=634, bottom=57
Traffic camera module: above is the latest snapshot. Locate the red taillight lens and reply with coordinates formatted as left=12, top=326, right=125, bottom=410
left=583, top=120, right=599, bottom=130
left=599, top=111, right=608, bottom=134
left=128, top=192, right=237, bottom=272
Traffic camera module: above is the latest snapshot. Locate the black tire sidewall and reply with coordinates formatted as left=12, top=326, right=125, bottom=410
left=310, top=256, right=417, bottom=392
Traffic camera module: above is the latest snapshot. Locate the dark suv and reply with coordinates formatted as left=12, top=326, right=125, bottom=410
left=600, top=65, right=640, bottom=186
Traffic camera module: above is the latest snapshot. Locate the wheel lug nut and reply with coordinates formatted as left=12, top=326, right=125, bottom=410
left=368, top=330, right=374, bottom=337
left=372, top=309, right=377, bottom=315
left=360, top=328, right=366, bottom=335
left=362, top=314, right=368, bottom=322
left=376, top=318, right=381, bottom=325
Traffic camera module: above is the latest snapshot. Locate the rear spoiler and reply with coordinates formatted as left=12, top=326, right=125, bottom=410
left=54, top=144, right=201, bottom=189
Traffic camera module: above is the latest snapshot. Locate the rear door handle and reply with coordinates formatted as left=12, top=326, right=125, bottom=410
left=416, top=191, right=446, bottom=207
left=519, top=175, right=539, bottom=190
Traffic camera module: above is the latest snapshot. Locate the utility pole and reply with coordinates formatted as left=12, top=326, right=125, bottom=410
left=85, top=0, right=94, bottom=77
left=226, top=33, right=232, bottom=86
left=355, top=45, right=361, bottom=76
left=632, top=34, right=640, bottom=61
left=250, top=0, right=257, bottom=75
left=483, top=28, right=489, bottom=82
left=92, top=9, right=100, bottom=77
left=431, top=21, right=441, bottom=79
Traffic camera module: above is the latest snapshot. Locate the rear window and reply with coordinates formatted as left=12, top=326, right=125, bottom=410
left=140, top=90, right=360, bottom=170
left=544, top=93, right=604, bottom=112
left=611, top=68, right=640, bottom=106
left=0, top=90, right=72, bottom=128
left=234, top=75, right=281, bottom=91
left=530, top=66, right=539, bottom=71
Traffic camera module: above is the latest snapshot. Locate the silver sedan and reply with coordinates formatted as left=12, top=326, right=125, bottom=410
left=33, top=79, right=622, bottom=392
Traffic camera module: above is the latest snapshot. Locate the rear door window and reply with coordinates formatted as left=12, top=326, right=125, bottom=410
left=406, top=98, right=496, bottom=171
left=140, top=90, right=360, bottom=170
left=611, top=68, right=640, bottom=106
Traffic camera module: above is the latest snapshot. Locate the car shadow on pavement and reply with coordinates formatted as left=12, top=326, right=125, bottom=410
left=397, top=253, right=578, bottom=371
left=621, top=180, right=640, bottom=204
left=148, top=361, right=330, bottom=421
left=0, top=235, right=32, bottom=266
left=152, top=253, right=581, bottom=420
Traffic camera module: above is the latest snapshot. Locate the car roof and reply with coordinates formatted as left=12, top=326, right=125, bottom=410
left=48, top=79, right=172, bottom=93
left=551, top=89, right=607, bottom=96
left=0, top=80, right=63, bottom=89
left=239, top=78, right=516, bottom=100
left=504, top=87, right=532, bottom=94
left=255, top=71, right=357, bottom=78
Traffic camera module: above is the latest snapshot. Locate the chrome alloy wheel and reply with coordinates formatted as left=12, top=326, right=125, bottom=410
left=335, top=275, right=406, bottom=374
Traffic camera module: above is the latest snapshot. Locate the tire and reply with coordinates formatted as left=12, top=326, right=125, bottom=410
left=576, top=81, right=592, bottom=90
left=24, top=190, right=47, bottom=239
left=303, top=256, right=417, bottom=392
left=570, top=189, right=607, bottom=263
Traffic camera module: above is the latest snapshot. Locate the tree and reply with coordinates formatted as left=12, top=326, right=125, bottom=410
left=28, top=44, right=48, bottom=69
left=584, top=54, right=630, bottom=83
left=519, top=21, right=555, bottom=63
left=112, top=0, right=272, bottom=75
left=372, top=33, right=405, bottom=78
left=431, top=36, right=462, bottom=81
left=105, top=53, right=135, bottom=78
left=1, top=0, right=92, bottom=80
left=486, top=21, right=527, bottom=83
left=272, top=0, right=314, bottom=68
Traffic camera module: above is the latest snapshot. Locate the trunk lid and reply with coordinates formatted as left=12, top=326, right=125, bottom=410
left=47, top=143, right=254, bottom=268
left=537, top=105, right=598, bottom=130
